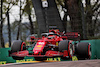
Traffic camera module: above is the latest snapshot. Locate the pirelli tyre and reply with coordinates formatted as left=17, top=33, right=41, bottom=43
left=11, top=40, right=26, bottom=60
left=76, top=42, right=91, bottom=59
left=58, top=40, right=74, bottom=58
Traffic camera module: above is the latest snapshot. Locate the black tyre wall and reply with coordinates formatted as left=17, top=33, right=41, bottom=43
left=34, top=57, right=47, bottom=61
left=12, top=56, right=24, bottom=60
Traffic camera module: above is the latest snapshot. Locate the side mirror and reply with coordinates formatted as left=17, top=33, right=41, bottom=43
left=63, top=31, right=65, bottom=34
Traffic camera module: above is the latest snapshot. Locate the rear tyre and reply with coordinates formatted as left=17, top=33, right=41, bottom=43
left=58, top=40, right=74, bottom=58
left=11, top=40, right=26, bottom=60
left=76, top=42, right=91, bottom=60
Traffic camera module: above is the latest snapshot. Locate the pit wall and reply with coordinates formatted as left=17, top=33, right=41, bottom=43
left=0, top=39, right=100, bottom=64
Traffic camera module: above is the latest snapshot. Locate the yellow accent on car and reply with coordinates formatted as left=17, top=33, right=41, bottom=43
left=56, top=42, right=58, bottom=46
left=37, top=45, right=42, bottom=47
left=72, top=56, right=78, bottom=61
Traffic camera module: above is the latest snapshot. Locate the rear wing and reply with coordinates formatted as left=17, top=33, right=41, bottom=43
left=64, top=32, right=80, bottom=40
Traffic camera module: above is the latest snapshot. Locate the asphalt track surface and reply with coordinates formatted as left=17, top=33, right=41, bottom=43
left=1, top=60, right=100, bottom=67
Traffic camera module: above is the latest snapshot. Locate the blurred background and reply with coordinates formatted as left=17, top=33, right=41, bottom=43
left=0, top=0, right=100, bottom=48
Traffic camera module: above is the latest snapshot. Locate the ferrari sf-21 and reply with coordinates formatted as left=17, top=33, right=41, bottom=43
left=9, top=29, right=91, bottom=61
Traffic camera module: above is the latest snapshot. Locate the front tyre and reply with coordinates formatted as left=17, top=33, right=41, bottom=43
left=11, top=40, right=26, bottom=60
left=12, top=56, right=24, bottom=60
left=58, top=40, right=74, bottom=58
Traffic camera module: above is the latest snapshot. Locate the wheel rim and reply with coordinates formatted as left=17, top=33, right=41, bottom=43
left=88, top=44, right=91, bottom=58
left=89, top=49, right=91, bottom=57
left=69, top=44, right=73, bottom=57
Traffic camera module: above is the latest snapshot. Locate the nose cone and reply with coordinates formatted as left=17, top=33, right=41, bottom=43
left=33, top=51, right=39, bottom=55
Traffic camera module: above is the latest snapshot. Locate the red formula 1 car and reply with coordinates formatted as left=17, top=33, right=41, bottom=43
left=9, top=29, right=91, bottom=61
